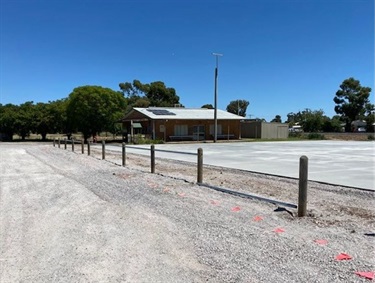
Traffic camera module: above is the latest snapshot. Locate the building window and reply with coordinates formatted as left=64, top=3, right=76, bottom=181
left=132, top=122, right=143, bottom=134
left=209, top=124, right=222, bottom=135
left=174, top=125, right=188, bottom=136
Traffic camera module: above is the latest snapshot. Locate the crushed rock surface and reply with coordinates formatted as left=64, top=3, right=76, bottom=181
left=0, top=143, right=374, bottom=283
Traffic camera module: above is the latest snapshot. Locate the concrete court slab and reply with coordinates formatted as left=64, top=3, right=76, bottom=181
left=105, top=140, right=375, bottom=190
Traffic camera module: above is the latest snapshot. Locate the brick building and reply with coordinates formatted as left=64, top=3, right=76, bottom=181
left=121, top=107, right=243, bottom=142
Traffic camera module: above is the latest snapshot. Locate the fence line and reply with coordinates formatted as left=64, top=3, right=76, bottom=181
left=53, top=140, right=307, bottom=214
left=103, top=143, right=202, bottom=181
left=125, top=145, right=197, bottom=156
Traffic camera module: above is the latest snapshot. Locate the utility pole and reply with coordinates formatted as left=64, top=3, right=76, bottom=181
left=212, top=52, right=223, bottom=143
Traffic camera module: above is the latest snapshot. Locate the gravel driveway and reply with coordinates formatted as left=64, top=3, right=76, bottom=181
left=1, top=143, right=374, bottom=282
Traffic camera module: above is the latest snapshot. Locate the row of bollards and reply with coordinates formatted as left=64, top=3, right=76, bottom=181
left=53, top=138, right=308, bottom=217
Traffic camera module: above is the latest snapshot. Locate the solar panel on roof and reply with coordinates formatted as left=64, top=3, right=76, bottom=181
left=146, top=109, right=176, bottom=115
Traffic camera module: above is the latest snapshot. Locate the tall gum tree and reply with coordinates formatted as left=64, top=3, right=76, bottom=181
left=334, top=77, right=372, bottom=132
left=226, top=99, right=249, bottom=117
left=119, top=80, right=180, bottom=109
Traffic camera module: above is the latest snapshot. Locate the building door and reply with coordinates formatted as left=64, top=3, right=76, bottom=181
left=193, top=125, right=205, bottom=141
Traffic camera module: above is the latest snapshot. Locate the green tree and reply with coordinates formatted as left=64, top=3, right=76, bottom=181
left=119, top=80, right=147, bottom=98
left=322, top=115, right=343, bottom=132
left=201, top=104, right=214, bottom=109
left=33, top=103, right=50, bottom=140
left=119, top=79, right=180, bottom=109
left=334, top=77, right=372, bottom=132
left=49, top=99, right=69, bottom=135
left=145, top=81, right=180, bottom=107
left=364, top=103, right=375, bottom=132
left=299, top=109, right=325, bottom=132
left=226, top=99, right=249, bottom=117
left=287, top=109, right=327, bottom=132
left=286, top=112, right=303, bottom=127
left=133, top=98, right=151, bottom=108
left=14, top=101, right=35, bottom=140
left=271, top=115, right=282, bottom=123
left=66, top=86, right=127, bottom=141
left=0, top=103, right=18, bottom=140
left=33, top=100, right=68, bottom=140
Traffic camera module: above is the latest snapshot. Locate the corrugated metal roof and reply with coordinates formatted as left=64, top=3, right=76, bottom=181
left=132, top=107, right=244, bottom=120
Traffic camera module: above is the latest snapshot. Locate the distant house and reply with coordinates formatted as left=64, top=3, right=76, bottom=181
left=121, top=107, right=244, bottom=142
left=351, top=120, right=367, bottom=132
left=287, top=122, right=303, bottom=133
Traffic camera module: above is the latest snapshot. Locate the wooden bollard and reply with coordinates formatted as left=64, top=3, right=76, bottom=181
left=122, top=143, right=126, bottom=166
left=298, top=155, right=308, bottom=217
left=81, top=140, right=84, bottom=154
left=58, top=138, right=61, bottom=148
left=87, top=141, right=90, bottom=156
left=53, top=139, right=55, bottom=147
left=72, top=139, right=74, bottom=152
left=151, top=145, right=155, bottom=173
left=64, top=138, right=67, bottom=150
left=102, top=140, right=105, bottom=160
left=197, top=148, right=203, bottom=183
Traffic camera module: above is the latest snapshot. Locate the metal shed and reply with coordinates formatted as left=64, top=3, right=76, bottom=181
left=241, top=121, right=289, bottom=139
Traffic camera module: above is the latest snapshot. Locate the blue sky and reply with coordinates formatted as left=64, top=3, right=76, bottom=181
left=0, top=0, right=374, bottom=122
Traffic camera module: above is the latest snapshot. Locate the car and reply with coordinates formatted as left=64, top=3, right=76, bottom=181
left=357, top=127, right=366, bottom=132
